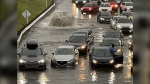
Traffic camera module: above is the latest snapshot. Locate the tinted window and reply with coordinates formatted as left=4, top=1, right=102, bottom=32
left=55, top=48, right=73, bottom=55
left=84, top=3, right=93, bottom=7
left=69, top=36, right=86, bottom=43
left=101, top=12, right=111, bottom=16
left=126, top=3, right=133, bottom=6
left=103, top=39, right=120, bottom=46
left=21, top=48, right=43, bottom=55
left=100, top=4, right=110, bottom=7
left=74, top=32, right=87, bottom=36
left=92, top=49, right=111, bottom=57
left=105, top=32, right=120, bottom=38
left=118, top=19, right=131, bottom=23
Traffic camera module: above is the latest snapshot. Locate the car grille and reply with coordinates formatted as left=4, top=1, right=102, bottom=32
left=57, top=61, right=68, bottom=65
left=105, top=18, right=110, bottom=21
left=102, top=9, right=107, bottom=11
left=26, top=61, right=38, bottom=68
left=121, top=27, right=130, bottom=30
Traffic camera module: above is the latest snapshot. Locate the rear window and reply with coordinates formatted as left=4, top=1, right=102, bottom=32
left=118, top=19, right=131, bottom=23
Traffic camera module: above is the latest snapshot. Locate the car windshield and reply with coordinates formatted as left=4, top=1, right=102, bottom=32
left=126, top=3, right=133, bottom=6
left=74, top=32, right=87, bottom=36
left=122, top=13, right=133, bottom=16
left=105, top=32, right=120, bottom=38
left=21, top=48, right=43, bottom=55
left=69, top=36, right=86, bottom=43
left=84, top=4, right=93, bottom=7
left=101, top=4, right=110, bottom=7
left=101, top=12, right=111, bottom=16
left=122, top=0, right=131, bottom=2
left=55, top=48, right=73, bottom=55
left=103, top=39, right=120, bottom=46
left=118, top=19, right=131, bottom=23
left=92, top=49, right=111, bottom=57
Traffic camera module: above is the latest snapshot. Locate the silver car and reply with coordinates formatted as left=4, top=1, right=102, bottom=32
left=114, top=17, right=133, bottom=33
left=51, top=46, right=79, bottom=67
left=110, top=16, right=126, bottom=29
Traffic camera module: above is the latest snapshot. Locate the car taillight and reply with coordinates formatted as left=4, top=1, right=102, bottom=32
left=111, top=5, right=114, bottom=7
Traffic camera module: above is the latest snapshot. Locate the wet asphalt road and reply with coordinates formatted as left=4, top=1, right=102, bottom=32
left=17, top=0, right=133, bottom=84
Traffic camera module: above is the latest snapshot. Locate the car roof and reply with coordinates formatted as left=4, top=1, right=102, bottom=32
left=58, top=46, right=74, bottom=49
left=103, top=38, right=120, bottom=40
left=92, top=46, right=110, bottom=50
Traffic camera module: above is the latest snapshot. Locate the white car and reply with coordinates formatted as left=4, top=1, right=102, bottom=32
left=114, top=17, right=133, bottom=33
left=99, top=3, right=112, bottom=12
left=120, top=2, right=133, bottom=12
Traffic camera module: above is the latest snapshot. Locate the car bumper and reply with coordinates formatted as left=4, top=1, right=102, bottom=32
left=19, top=63, right=46, bottom=69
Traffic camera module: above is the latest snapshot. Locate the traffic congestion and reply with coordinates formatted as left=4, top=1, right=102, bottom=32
left=17, top=0, right=133, bottom=84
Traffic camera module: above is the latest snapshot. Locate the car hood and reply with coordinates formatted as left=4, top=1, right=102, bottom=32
left=117, top=23, right=132, bottom=27
left=100, top=16, right=112, bottom=18
left=68, top=42, right=85, bottom=47
left=20, top=55, right=44, bottom=61
left=54, top=55, right=74, bottom=61
left=100, top=7, right=111, bottom=9
left=92, top=56, right=113, bottom=62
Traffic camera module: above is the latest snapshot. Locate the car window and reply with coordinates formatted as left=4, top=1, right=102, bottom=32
left=74, top=32, right=87, bottom=36
left=100, top=4, right=110, bottom=7
left=103, top=39, right=120, bottom=46
left=118, top=19, right=131, bottom=23
left=105, top=32, right=120, bottom=38
left=84, top=3, right=93, bottom=7
left=126, top=3, right=133, bottom=6
left=55, top=48, right=74, bottom=55
left=21, top=48, right=43, bottom=55
left=69, top=36, right=86, bottom=43
left=92, top=49, right=111, bottom=57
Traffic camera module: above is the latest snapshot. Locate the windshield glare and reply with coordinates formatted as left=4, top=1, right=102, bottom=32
left=55, top=48, right=73, bottom=55
left=93, top=49, right=111, bottom=57
left=103, top=40, right=120, bottom=46
left=118, top=19, right=131, bottom=23
left=69, top=36, right=86, bottom=43
left=21, top=48, right=43, bottom=55
left=105, top=32, right=120, bottom=38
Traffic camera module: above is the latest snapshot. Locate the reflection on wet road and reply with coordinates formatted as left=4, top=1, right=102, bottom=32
left=17, top=0, right=133, bottom=84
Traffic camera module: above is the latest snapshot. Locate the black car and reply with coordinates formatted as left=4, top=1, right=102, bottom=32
left=75, top=0, right=89, bottom=6
left=103, top=30, right=124, bottom=40
left=51, top=46, right=79, bottom=67
left=18, top=39, right=47, bottom=70
left=89, top=47, right=115, bottom=68
left=66, top=34, right=94, bottom=54
left=97, top=11, right=112, bottom=23
left=100, top=38, right=123, bottom=64
left=73, top=29, right=93, bottom=37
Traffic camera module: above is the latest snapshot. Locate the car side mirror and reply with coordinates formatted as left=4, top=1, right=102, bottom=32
left=52, top=53, right=54, bottom=55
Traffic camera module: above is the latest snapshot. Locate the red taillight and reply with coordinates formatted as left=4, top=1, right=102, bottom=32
left=111, top=5, right=114, bottom=7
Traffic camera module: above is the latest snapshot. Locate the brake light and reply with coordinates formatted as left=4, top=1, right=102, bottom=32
left=111, top=5, right=114, bottom=7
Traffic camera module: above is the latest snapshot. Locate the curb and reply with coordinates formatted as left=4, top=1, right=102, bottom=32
left=17, top=3, right=55, bottom=44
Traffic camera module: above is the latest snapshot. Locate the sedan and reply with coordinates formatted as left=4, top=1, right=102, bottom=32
left=66, top=34, right=94, bottom=54
left=18, top=39, right=47, bottom=70
left=100, top=38, right=123, bottom=64
left=99, top=3, right=112, bottom=12
left=89, top=47, right=115, bottom=68
left=81, top=3, right=99, bottom=14
left=97, top=11, right=112, bottom=23
left=110, top=16, right=126, bottom=29
left=103, top=30, right=124, bottom=40
left=73, top=29, right=93, bottom=37
left=51, top=46, right=79, bottom=67
left=120, top=11, right=133, bottom=21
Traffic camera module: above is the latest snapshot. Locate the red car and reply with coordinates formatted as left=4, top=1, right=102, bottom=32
left=81, top=3, right=99, bottom=14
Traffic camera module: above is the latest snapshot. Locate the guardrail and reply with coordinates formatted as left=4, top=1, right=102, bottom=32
left=17, top=2, right=55, bottom=44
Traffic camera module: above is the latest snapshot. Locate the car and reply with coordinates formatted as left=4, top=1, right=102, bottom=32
left=51, top=46, right=79, bottom=67
left=120, top=2, right=133, bottom=12
left=97, top=11, right=112, bottom=23
left=110, top=16, right=126, bottom=28
left=99, top=3, right=112, bottom=12
left=18, top=39, right=47, bottom=70
left=75, top=0, right=89, bottom=6
left=102, top=30, right=124, bottom=40
left=72, top=0, right=77, bottom=3
left=121, top=0, right=132, bottom=3
left=66, top=34, right=94, bottom=54
left=89, top=47, right=115, bottom=68
left=81, top=2, right=99, bottom=14
left=114, top=17, right=133, bottom=33
left=120, top=11, right=133, bottom=21
left=100, top=38, right=123, bottom=64
left=73, top=29, right=93, bottom=37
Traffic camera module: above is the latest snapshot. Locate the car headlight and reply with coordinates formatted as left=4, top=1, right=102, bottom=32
left=129, top=25, right=133, bottom=28
left=81, top=44, right=86, bottom=49
left=100, top=18, right=104, bottom=20
left=117, top=49, right=121, bottom=52
left=109, top=60, right=114, bottom=64
left=92, top=59, right=98, bottom=64
left=19, top=59, right=26, bottom=63
left=89, top=8, right=92, bottom=10
left=117, top=25, right=121, bottom=28
left=38, top=59, right=45, bottom=63
left=76, top=1, right=78, bottom=3
left=83, top=1, right=86, bottom=3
